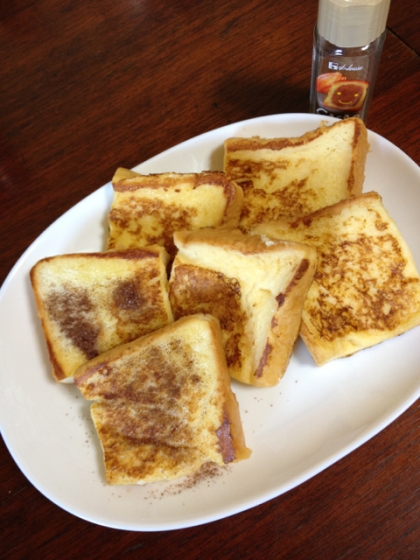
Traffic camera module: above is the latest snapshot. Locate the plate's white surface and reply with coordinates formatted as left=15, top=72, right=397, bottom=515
left=1, top=113, right=420, bottom=531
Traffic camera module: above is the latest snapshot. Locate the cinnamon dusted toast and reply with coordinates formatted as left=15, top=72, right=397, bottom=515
left=253, top=192, right=420, bottom=365
left=169, top=228, right=316, bottom=387
left=30, top=247, right=173, bottom=381
left=107, top=169, right=243, bottom=259
left=74, top=314, right=251, bottom=485
left=224, top=117, right=369, bottom=231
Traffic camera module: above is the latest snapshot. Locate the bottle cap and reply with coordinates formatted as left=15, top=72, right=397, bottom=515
left=317, top=0, right=391, bottom=47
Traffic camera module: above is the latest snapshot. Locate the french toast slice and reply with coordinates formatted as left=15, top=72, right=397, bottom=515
left=30, top=247, right=173, bottom=381
left=253, top=192, right=420, bottom=366
left=169, top=229, right=317, bottom=387
left=224, top=117, right=369, bottom=232
left=107, top=169, right=244, bottom=259
left=74, top=314, right=251, bottom=485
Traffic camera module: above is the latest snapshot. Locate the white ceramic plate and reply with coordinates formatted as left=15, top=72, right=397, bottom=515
left=1, top=113, right=420, bottom=531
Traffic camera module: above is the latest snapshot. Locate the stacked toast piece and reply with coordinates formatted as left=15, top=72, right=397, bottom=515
left=253, top=192, right=420, bottom=365
left=224, top=117, right=369, bottom=230
left=30, top=117, right=420, bottom=485
left=75, top=314, right=251, bottom=484
left=169, top=229, right=316, bottom=387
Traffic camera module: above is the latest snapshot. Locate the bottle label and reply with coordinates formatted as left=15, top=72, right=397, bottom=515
left=310, top=31, right=386, bottom=122
left=314, top=68, right=370, bottom=119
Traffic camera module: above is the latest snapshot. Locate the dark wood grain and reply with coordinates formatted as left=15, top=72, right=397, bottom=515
left=388, top=0, right=420, bottom=54
left=1, top=1, right=420, bottom=558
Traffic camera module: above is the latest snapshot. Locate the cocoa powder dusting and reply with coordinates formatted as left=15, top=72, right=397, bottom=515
left=146, top=463, right=229, bottom=499
left=112, top=279, right=143, bottom=310
left=46, top=287, right=99, bottom=359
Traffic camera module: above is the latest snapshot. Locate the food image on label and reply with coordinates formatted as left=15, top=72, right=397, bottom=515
left=315, top=72, right=369, bottom=115
left=323, top=79, right=369, bottom=111
left=315, top=72, right=346, bottom=93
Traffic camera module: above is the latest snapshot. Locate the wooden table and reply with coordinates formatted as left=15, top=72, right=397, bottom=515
left=1, top=1, right=420, bottom=557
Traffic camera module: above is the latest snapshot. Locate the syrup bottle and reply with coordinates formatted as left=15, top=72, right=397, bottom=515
left=310, top=0, right=391, bottom=122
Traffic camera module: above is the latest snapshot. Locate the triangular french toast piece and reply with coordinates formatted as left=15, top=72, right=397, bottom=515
left=169, top=228, right=316, bottom=387
left=107, top=169, right=243, bottom=259
left=224, top=117, right=369, bottom=231
left=74, top=314, right=251, bottom=485
left=253, top=192, right=420, bottom=365
left=30, top=247, right=173, bottom=381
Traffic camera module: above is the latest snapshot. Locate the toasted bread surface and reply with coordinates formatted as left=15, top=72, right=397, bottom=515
left=74, top=314, right=251, bottom=485
left=107, top=169, right=243, bottom=258
left=253, top=192, right=420, bottom=365
left=169, top=229, right=316, bottom=386
left=224, top=117, right=368, bottom=231
left=30, top=247, right=173, bottom=381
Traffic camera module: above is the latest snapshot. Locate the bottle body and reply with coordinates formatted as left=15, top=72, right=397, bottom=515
left=310, top=25, right=386, bottom=122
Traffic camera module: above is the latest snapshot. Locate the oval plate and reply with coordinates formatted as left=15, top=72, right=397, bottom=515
left=1, top=113, right=420, bottom=531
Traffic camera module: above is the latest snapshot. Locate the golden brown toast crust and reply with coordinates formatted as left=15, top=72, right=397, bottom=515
left=253, top=192, right=420, bottom=365
left=107, top=170, right=244, bottom=258
left=169, top=264, right=248, bottom=373
left=74, top=314, right=251, bottom=485
left=224, top=117, right=368, bottom=231
left=30, top=247, right=173, bottom=381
